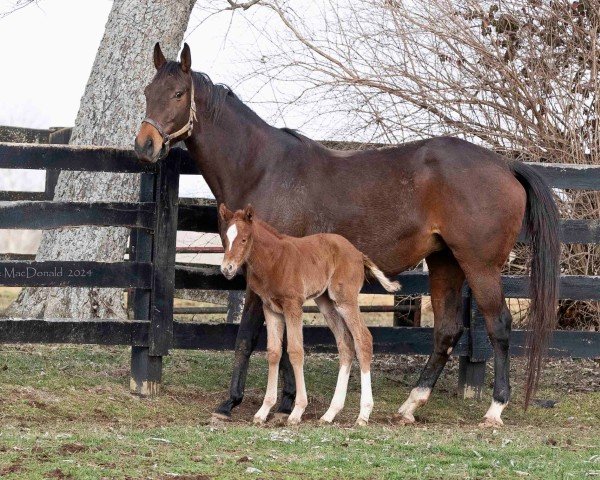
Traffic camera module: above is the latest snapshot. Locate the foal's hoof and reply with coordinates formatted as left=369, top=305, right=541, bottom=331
left=319, top=416, right=333, bottom=425
left=210, top=412, right=231, bottom=427
left=287, top=416, right=302, bottom=426
left=479, top=416, right=504, bottom=428
left=253, top=415, right=266, bottom=426
left=390, top=413, right=415, bottom=425
left=272, top=412, right=289, bottom=426
left=354, top=418, right=368, bottom=427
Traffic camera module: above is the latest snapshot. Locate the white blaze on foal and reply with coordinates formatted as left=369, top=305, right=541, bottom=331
left=226, top=224, right=238, bottom=251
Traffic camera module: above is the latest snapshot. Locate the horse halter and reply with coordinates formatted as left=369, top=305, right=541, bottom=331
left=142, top=79, right=197, bottom=151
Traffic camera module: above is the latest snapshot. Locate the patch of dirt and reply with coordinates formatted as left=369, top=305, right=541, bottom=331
left=45, top=468, right=74, bottom=479
left=156, top=476, right=211, bottom=480
left=0, top=462, right=23, bottom=476
left=58, top=443, right=88, bottom=455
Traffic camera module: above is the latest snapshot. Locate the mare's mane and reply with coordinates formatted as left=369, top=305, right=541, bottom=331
left=157, top=61, right=308, bottom=144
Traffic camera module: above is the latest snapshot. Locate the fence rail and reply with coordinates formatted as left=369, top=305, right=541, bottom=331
left=0, top=141, right=598, bottom=399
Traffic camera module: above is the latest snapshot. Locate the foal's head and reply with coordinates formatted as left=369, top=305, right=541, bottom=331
left=134, top=43, right=195, bottom=163
left=219, top=204, right=255, bottom=280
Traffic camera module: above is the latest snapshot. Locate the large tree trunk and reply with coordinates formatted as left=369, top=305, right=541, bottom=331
left=6, top=0, right=197, bottom=319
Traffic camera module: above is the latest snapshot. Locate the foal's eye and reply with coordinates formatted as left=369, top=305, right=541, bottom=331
left=175, top=91, right=183, bottom=99
left=242, top=238, right=247, bottom=243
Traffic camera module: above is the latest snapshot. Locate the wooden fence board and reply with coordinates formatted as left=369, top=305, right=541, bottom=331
left=1, top=319, right=598, bottom=358
left=0, top=318, right=137, bottom=345
left=177, top=202, right=218, bottom=232
left=0, top=201, right=155, bottom=229
left=0, top=191, right=46, bottom=201
left=175, top=264, right=600, bottom=300
left=532, top=163, right=600, bottom=190
left=0, top=261, right=152, bottom=288
left=0, top=143, right=167, bottom=173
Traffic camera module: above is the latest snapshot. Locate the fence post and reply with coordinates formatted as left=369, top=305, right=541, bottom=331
left=46, top=127, right=72, bottom=199
left=130, top=153, right=180, bottom=396
left=457, top=284, right=488, bottom=400
left=129, top=172, right=157, bottom=395
left=148, top=155, right=180, bottom=358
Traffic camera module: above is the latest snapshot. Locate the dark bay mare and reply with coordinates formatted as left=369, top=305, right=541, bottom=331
left=134, top=43, right=560, bottom=426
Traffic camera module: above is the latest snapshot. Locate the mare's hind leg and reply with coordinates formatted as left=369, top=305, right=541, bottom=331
left=461, top=266, right=512, bottom=427
left=315, top=295, right=356, bottom=424
left=396, top=250, right=465, bottom=424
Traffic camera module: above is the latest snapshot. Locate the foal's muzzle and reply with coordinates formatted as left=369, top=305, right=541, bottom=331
left=221, top=263, right=237, bottom=280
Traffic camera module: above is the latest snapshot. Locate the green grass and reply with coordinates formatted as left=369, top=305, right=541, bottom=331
left=0, top=344, right=598, bottom=479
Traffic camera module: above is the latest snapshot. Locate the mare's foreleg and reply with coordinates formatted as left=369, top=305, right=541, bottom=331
left=214, top=290, right=264, bottom=419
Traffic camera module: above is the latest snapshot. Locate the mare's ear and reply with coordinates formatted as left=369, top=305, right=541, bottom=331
left=219, top=203, right=233, bottom=222
left=180, top=43, right=191, bottom=73
left=243, top=204, right=254, bottom=222
left=153, top=42, right=166, bottom=70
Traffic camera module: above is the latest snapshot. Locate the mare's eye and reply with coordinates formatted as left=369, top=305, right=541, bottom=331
left=175, top=91, right=183, bottom=99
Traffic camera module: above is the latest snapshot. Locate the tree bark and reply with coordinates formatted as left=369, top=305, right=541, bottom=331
left=6, top=0, right=197, bottom=319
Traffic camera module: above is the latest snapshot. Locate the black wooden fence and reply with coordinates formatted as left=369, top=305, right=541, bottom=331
left=0, top=142, right=599, bottom=398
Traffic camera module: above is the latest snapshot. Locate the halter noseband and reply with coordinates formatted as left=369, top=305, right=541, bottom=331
left=142, top=79, right=197, bottom=151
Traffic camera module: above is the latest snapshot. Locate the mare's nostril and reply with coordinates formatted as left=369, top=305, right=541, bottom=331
left=145, top=138, right=153, bottom=152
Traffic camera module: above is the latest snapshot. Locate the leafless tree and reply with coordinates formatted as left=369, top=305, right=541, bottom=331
left=5, top=0, right=197, bottom=318
left=217, top=0, right=600, bottom=328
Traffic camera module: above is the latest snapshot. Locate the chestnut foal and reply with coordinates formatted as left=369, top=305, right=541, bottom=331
left=219, top=204, right=400, bottom=426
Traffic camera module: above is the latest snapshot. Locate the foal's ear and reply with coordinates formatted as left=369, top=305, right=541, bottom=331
left=219, top=203, right=233, bottom=222
left=153, top=42, right=166, bottom=70
left=243, top=204, right=254, bottom=222
left=180, top=43, right=191, bottom=73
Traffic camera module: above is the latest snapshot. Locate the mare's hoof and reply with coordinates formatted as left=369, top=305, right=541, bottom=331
left=272, top=412, right=289, bottom=426
left=210, top=412, right=231, bottom=427
left=479, top=417, right=504, bottom=428
left=319, top=416, right=333, bottom=425
left=355, top=418, right=368, bottom=427
left=390, top=413, right=415, bottom=425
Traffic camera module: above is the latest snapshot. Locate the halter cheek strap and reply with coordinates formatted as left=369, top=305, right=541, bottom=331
left=142, top=80, right=197, bottom=150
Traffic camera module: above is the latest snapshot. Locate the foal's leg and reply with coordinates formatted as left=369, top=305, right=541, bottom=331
left=397, top=250, right=465, bottom=424
left=214, top=290, right=296, bottom=420
left=315, top=295, right=355, bottom=424
left=284, top=302, right=308, bottom=425
left=334, top=299, right=374, bottom=426
left=254, top=306, right=285, bottom=424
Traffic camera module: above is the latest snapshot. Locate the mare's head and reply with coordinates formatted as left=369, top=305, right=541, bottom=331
left=219, top=204, right=255, bottom=280
left=134, top=42, right=195, bottom=163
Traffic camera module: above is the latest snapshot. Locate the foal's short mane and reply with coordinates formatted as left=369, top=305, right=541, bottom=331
left=255, top=218, right=286, bottom=239
left=157, top=61, right=309, bottom=144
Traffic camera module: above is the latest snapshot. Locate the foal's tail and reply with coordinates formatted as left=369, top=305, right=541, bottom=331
left=363, top=255, right=401, bottom=293
left=510, top=161, right=560, bottom=408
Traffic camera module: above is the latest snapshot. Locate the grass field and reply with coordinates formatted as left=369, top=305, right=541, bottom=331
left=0, top=343, right=598, bottom=479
